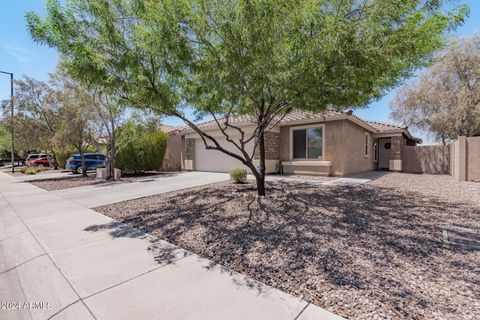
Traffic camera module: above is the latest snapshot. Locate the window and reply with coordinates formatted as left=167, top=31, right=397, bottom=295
left=364, top=132, right=369, bottom=157
left=292, top=127, right=323, bottom=159
left=374, top=139, right=378, bottom=162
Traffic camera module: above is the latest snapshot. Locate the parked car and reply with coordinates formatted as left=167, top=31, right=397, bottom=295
left=66, top=153, right=106, bottom=174
left=26, top=153, right=54, bottom=168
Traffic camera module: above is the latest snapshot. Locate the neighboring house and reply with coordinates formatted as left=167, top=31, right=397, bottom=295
left=160, top=125, right=183, bottom=171
left=174, top=110, right=421, bottom=176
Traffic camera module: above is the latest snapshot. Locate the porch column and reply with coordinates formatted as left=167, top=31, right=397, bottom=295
left=254, top=131, right=280, bottom=173
left=389, top=136, right=402, bottom=171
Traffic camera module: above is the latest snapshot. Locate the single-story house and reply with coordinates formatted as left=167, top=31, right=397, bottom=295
left=167, top=109, right=421, bottom=176
left=160, top=125, right=183, bottom=171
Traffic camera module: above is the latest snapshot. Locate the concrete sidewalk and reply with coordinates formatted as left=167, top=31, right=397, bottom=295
left=52, top=171, right=230, bottom=208
left=0, top=172, right=343, bottom=320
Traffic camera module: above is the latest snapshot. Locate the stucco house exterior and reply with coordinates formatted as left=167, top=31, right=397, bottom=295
left=160, top=125, right=183, bottom=171
left=170, top=110, right=420, bottom=176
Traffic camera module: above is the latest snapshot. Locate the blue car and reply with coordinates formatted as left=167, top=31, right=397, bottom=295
left=66, top=153, right=107, bottom=174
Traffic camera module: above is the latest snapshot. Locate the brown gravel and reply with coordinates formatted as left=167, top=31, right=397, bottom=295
left=30, top=172, right=182, bottom=191
left=367, top=172, right=480, bottom=207
left=30, top=175, right=105, bottom=191
left=95, top=173, right=480, bottom=319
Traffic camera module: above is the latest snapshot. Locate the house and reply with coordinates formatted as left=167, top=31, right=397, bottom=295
left=174, top=110, right=421, bottom=176
left=160, top=125, right=183, bottom=171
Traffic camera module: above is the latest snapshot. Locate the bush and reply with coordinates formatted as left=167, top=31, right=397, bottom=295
left=21, top=167, right=41, bottom=175
left=116, top=130, right=168, bottom=174
left=54, top=145, right=97, bottom=169
left=230, top=168, right=247, bottom=184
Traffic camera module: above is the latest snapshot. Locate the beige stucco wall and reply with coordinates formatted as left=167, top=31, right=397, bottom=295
left=279, top=119, right=375, bottom=176
left=340, top=120, right=375, bottom=175
left=402, top=145, right=450, bottom=174
left=162, top=133, right=183, bottom=171
left=324, top=120, right=345, bottom=175
left=282, top=164, right=332, bottom=176
left=467, top=137, right=480, bottom=181
left=449, top=136, right=480, bottom=181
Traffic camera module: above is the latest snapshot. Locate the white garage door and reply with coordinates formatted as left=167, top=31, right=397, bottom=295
left=194, top=137, right=253, bottom=172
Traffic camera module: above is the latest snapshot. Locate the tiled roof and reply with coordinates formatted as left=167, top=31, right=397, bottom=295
left=179, top=109, right=411, bottom=135
left=187, top=109, right=348, bottom=130
left=363, top=120, right=406, bottom=132
left=159, top=125, right=183, bottom=134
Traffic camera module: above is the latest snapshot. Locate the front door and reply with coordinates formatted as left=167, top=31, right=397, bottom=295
left=378, top=138, right=391, bottom=170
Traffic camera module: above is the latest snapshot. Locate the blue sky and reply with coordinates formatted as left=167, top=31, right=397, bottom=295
left=1, top=1, right=479, bottom=136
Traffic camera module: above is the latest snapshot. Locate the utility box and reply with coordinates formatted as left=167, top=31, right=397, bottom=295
left=96, top=168, right=122, bottom=180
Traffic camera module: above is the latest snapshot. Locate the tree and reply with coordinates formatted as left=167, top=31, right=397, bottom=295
left=27, top=0, right=468, bottom=195
left=8, top=76, right=61, bottom=167
left=52, top=62, right=132, bottom=179
left=52, top=75, right=97, bottom=177
left=90, top=92, right=128, bottom=180
left=391, top=35, right=480, bottom=143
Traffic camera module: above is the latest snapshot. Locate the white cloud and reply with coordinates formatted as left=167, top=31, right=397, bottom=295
left=1, top=42, right=38, bottom=64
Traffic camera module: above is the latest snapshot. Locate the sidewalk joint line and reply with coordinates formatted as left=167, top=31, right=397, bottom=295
left=82, top=253, right=191, bottom=300
left=0, top=230, right=29, bottom=242
left=46, top=299, right=81, bottom=320
left=0, top=191, right=99, bottom=320
left=0, top=253, right=47, bottom=275
left=294, top=303, right=310, bottom=320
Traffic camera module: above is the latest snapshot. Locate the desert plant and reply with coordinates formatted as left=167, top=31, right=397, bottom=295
left=115, top=128, right=167, bottom=174
left=21, top=167, right=41, bottom=175
left=230, top=168, right=247, bottom=184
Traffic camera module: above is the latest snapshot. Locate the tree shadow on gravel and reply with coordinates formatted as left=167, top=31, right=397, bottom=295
left=94, top=181, right=480, bottom=319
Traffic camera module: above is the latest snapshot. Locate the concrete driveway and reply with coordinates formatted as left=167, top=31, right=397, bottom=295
left=52, top=171, right=230, bottom=208
left=0, top=171, right=343, bottom=320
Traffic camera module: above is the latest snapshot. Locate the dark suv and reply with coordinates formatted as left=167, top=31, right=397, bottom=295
left=66, top=153, right=107, bottom=174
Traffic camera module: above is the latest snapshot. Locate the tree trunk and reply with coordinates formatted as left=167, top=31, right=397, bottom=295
left=256, top=129, right=267, bottom=196
left=254, top=172, right=266, bottom=196
left=50, top=149, right=59, bottom=170
left=107, top=133, right=116, bottom=180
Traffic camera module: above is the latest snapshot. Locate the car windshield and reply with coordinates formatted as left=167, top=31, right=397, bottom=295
left=27, top=155, right=39, bottom=159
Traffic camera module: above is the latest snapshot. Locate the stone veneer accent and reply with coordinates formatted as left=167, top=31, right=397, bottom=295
left=254, top=132, right=280, bottom=160
left=390, top=136, right=402, bottom=160
left=184, top=138, right=195, bottom=160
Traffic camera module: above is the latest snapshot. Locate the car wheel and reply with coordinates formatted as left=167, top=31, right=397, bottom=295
left=37, top=164, right=45, bottom=168
left=77, top=166, right=84, bottom=174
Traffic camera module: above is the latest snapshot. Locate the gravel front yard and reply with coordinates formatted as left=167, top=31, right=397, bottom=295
left=95, top=173, right=480, bottom=319
left=30, top=172, right=182, bottom=191
left=30, top=175, right=104, bottom=191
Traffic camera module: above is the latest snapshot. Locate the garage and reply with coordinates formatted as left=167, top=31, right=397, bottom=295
left=194, top=137, right=253, bottom=172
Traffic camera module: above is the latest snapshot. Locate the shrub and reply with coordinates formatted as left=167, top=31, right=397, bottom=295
left=230, top=168, right=247, bottom=184
left=116, top=130, right=168, bottom=174
left=21, top=167, right=41, bottom=175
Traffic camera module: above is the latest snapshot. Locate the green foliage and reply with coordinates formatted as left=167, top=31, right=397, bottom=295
left=54, top=145, right=97, bottom=169
left=115, top=124, right=168, bottom=174
left=26, top=0, right=469, bottom=194
left=26, top=0, right=468, bottom=114
left=0, top=123, right=10, bottom=152
left=230, top=168, right=247, bottom=184
left=21, top=167, right=41, bottom=175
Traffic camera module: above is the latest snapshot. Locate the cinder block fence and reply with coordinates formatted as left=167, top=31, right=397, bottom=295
left=401, top=136, right=480, bottom=182
left=450, top=136, right=480, bottom=182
